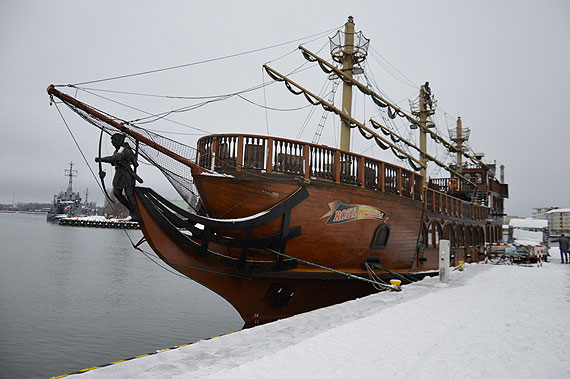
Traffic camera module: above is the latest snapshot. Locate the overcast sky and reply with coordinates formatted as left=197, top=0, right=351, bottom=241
left=1, top=0, right=568, bottom=217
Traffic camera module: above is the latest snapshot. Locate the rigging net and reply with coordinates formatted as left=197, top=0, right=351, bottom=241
left=55, top=94, right=201, bottom=210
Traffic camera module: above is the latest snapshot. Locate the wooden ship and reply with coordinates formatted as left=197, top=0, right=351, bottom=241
left=47, top=17, right=508, bottom=326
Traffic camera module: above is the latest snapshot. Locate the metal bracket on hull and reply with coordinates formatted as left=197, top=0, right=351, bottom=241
left=135, top=186, right=309, bottom=272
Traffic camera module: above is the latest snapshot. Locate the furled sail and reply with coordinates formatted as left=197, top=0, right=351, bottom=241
left=263, top=65, right=426, bottom=170
left=299, top=45, right=494, bottom=175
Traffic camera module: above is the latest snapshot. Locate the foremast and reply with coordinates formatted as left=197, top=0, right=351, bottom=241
left=331, top=16, right=369, bottom=153
left=337, top=17, right=355, bottom=151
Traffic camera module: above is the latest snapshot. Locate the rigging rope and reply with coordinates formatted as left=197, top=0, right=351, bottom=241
left=69, top=25, right=343, bottom=86
left=53, top=101, right=106, bottom=199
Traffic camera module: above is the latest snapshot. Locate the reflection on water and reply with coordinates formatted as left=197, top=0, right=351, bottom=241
left=0, top=213, right=242, bottom=379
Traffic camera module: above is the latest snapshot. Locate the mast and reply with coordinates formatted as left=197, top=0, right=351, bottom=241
left=449, top=117, right=470, bottom=177
left=330, top=16, right=369, bottom=152
left=339, top=17, right=354, bottom=151
left=416, top=83, right=435, bottom=184
left=65, top=161, right=77, bottom=193
left=455, top=117, right=463, bottom=172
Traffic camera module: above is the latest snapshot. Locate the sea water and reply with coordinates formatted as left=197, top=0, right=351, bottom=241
left=0, top=212, right=242, bottom=379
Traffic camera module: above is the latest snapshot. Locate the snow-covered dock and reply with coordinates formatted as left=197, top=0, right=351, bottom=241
left=58, top=216, right=139, bottom=229
left=61, top=248, right=570, bottom=379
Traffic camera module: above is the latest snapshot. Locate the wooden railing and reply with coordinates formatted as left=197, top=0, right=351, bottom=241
left=197, top=134, right=492, bottom=220
left=424, top=188, right=489, bottom=221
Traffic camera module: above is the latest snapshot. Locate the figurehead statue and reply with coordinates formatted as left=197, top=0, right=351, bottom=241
left=95, top=133, right=143, bottom=221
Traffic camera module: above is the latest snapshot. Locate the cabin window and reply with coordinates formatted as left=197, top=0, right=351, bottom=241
left=371, top=225, right=390, bottom=248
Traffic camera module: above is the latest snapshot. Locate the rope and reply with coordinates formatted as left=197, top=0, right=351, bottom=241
left=237, top=94, right=312, bottom=112
left=53, top=101, right=106, bottom=197
left=364, top=262, right=390, bottom=291
left=264, top=247, right=399, bottom=291
left=69, top=26, right=343, bottom=86
left=368, top=262, right=419, bottom=284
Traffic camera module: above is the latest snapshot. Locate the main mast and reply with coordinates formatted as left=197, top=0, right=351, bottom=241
left=414, top=83, right=435, bottom=184
left=449, top=117, right=470, bottom=175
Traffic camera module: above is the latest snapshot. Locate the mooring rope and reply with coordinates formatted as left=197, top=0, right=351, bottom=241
left=264, top=247, right=400, bottom=291
left=368, top=262, right=419, bottom=284
left=364, top=262, right=391, bottom=291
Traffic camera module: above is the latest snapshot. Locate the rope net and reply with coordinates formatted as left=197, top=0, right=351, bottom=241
left=59, top=98, right=201, bottom=210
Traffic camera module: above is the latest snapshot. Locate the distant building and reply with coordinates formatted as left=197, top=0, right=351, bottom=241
left=532, top=207, right=557, bottom=220
left=545, top=208, right=570, bottom=236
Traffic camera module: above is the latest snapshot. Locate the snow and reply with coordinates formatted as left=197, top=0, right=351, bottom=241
left=513, top=240, right=545, bottom=247
left=198, top=171, right=235, bottom=178
left=546, top=208, right=570, bottom=214
left=205, top=210, right=270, bottom=223
left=512, top=229, right=544, bottom=245
left=71, top=250, right=570, bottom=379
left=68, top=215, right=136, bottom=222
left=509, top=218, right=548, bottom=228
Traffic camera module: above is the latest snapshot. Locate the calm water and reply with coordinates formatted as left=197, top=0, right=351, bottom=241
left=0, top=213, right=242, bottom=379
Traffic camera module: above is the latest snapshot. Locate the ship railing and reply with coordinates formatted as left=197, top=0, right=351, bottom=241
left=424, top=187, right=489, bottom=221
left=197, top=134, right=425, bottom=201
left=198, top=135, right=491, bottom=220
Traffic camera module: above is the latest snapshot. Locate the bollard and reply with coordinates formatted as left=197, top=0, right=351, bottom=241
left=457, top=261, right=464, bottom=271
left=390, top=279, right=401, bottom=288
left=439, top=239, right=450, bottom=283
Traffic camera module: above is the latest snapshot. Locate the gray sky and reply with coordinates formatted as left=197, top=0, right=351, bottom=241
left=1, top=0, right=568, bottom=217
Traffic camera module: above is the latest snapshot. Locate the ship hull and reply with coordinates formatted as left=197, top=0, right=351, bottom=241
left=134, top=172, right=436, bottom=326
left=135, top=166, right=501, bottom=326
left=193, top=172, right=425, bottom=270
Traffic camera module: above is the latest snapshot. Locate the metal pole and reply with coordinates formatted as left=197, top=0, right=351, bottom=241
left=439, top=239, right=450, bottom=283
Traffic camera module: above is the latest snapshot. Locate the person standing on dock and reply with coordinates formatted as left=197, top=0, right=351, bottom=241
left=556, top=234, right=569, bottom=263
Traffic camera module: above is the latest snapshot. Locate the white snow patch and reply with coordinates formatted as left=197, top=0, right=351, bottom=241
left=509, top=218, right=548, bottom=228
left=72, top=252, right=570, bottom=379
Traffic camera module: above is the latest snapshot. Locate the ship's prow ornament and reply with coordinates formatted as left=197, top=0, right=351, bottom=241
left=95, top=133, right=143, bottom=221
